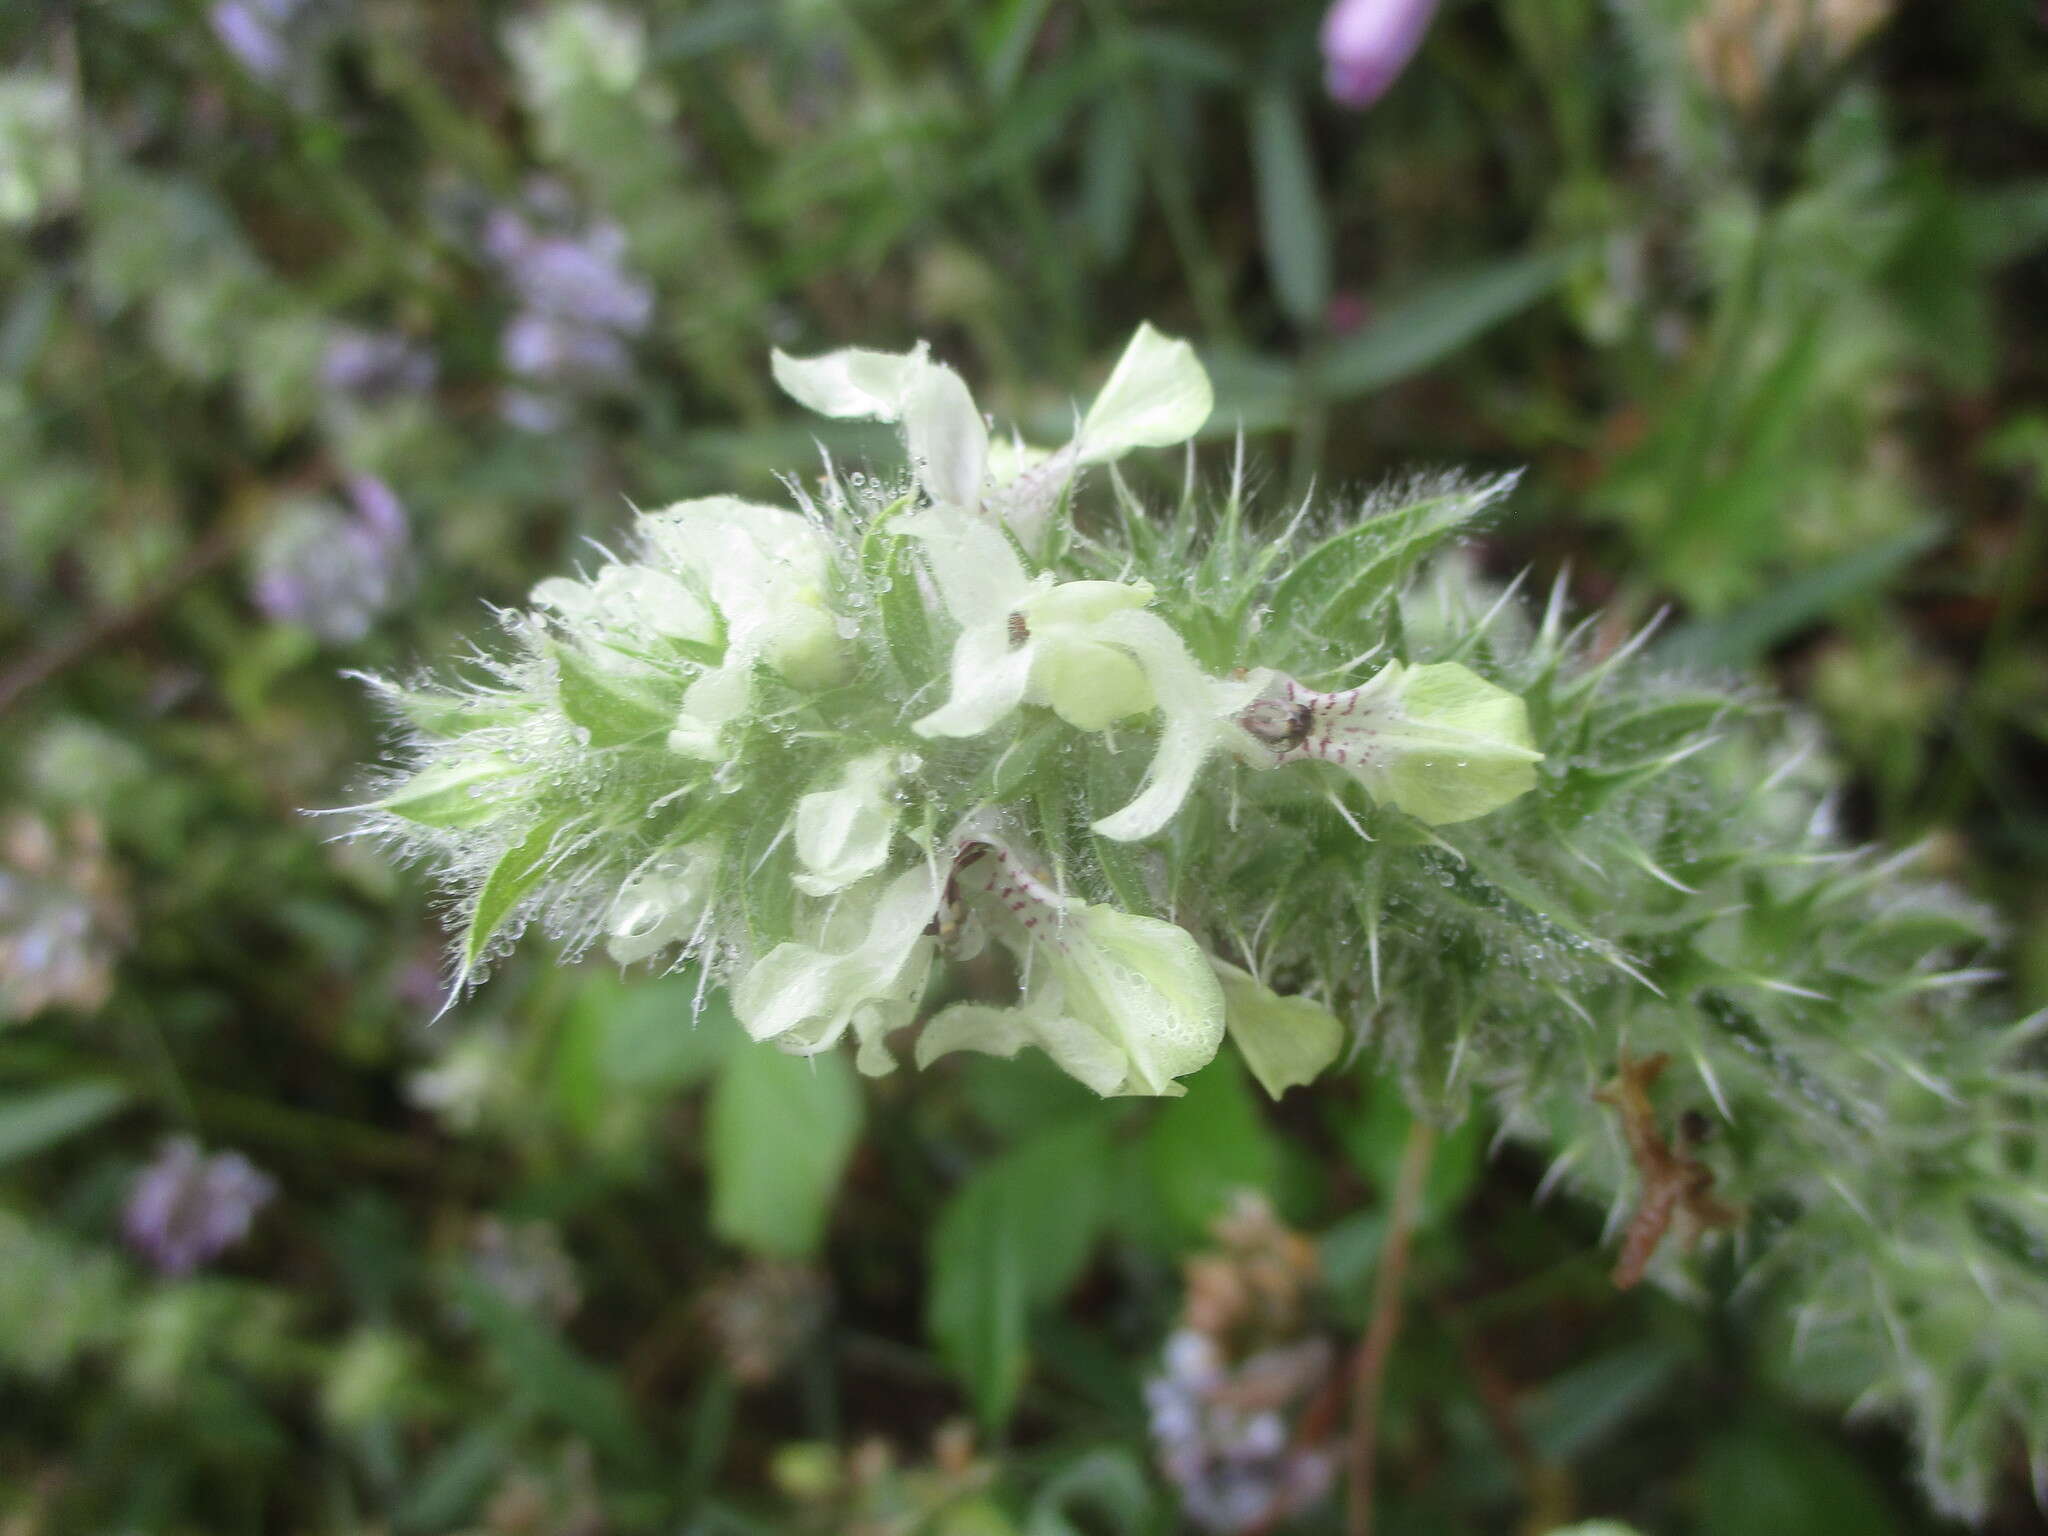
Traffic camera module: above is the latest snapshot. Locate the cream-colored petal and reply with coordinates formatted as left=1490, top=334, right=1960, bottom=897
left=1076, top=323, right=1213, bottom=465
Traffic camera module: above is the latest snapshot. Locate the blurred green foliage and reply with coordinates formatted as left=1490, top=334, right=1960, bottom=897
left=1, top=0, right=2044, bottom=1531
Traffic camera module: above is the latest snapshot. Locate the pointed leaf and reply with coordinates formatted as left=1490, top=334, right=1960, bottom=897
left=1317, top=245, right=1572, bottom=399
left=1249, top=81, right=1330, bottom=328
left=377, top=758, right=525, bottom=830
left=553, top=646, right=675, bottom=747
left=461, top=817, right=568, bottom=975
left=0, top=1081, right=130, bottom=1167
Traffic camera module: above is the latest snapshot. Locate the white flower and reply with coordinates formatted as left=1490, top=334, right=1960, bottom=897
left=792, top=752, right=902, bottom=897
left=731, top=865, right=940, bottom=1076
left=1235, top=660, right=1542, bottom=825
left=532, top=562, right=716, bottom=654
left=771, top=323, right=1213, bottom=543
left=914, top=836, right=1225, bottom=1096
left=668, top=663, right=754, bottom=762
left=642, top=496, right=841, bottom=687
left=898, top=507, right=1258, bottom=842
left=635, top=496, right=848, bottom=759
left=606, top=842, right=718, bottom=964
left=405, top=1030, right=509, bottom=1133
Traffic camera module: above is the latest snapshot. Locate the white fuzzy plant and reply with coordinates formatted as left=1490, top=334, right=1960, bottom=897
left=360, top=326, right=2046, bottom=1519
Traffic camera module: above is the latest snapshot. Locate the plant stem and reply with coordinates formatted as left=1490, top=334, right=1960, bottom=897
left=0, top=519, right=246, bottom=720
left=1346, top=1115, right=1436, bottom=1536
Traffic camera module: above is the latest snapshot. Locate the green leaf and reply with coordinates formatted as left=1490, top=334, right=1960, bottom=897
left=977, top=0, right=1054, bottom=99
left=376, top=758, right=524, bottom=830
left=871, top=531, right=936, bottom=687
left=1080, top=97, right=1142, bottom=264
left=0, top=1081, right=130, bottom=1166
left=587, top=968, right=739, bottom=1091
left=1664, top=525, right=1942, bottom=667
left=387, top=686, right=528, bottom=739
left=1522, top=1337, right=1689, bottom=1463
left=1266, top=482, right=1509, bottom=645
left=453, top=1276, right=649, bottom=1467
left=1027, top=1448, right=1153, bottom=1536
left=396, top=1425, right=509, bottom=1534
left=1248, top=80, right=1330, bottom=329
left=928, top=1119, right=1112, bottom=1429
left=553, top=646, right=675, bottom=747
left=460, top=817, right=568, bottom=976
left=1143, top=1057, right=1282, bottom=1239
left=1697, top=1407, right=1901, bottom=1536
left=1317, top=245, right=1572, bottom=399
left=706, top=1045, right=862, bottom=1259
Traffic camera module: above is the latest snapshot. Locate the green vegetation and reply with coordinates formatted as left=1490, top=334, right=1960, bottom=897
left=2, top=2, right=2044, bottom=1532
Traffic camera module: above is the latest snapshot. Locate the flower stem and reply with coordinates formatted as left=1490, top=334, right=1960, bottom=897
left=1346, top=1114, right=1436, bottom=1536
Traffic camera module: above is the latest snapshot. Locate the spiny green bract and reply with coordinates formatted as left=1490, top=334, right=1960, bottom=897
left=359, top=327, right=2045, bottom=1517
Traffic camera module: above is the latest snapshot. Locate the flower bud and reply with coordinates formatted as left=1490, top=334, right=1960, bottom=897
left=1319, top=0, right=1439, bottom=109
left=1237, top=660, right=1541, bottom=825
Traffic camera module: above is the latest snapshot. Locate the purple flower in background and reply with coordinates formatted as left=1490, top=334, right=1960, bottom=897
left=1320, top=0, right=1439, bottom=108
left=249, top=474, right=410, bottom=645
left=123, top=1137, right=276, bottom=1277
left=322, top=327, right=438, bottom=403
left=1146, top=1330, right=1337, bottom=1533
left=210, top=0, right=313, bottom=84
left=484, top=187, right=652, bottom=426
left=487, top=214, right=652, bottom=337
left=501, top=312, right=635, bottom=384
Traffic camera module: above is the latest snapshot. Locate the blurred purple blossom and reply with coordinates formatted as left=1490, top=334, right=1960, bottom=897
left=249, top=475, right=410, bottom=645
left=1320, top=0, right=1439, bottom=108
left=1147, top=1330, right=1336, bottom=1533
left=484, top=190, right=651, bottom=425
left=502, top=312, right=635, bottom=384
left=322, top=327, right=438, bottom=403
left=123, top=1137, right=276, bottom=1277
left=210, top=0, right=315, bottom=85
left=486, top=214, right=652, bottom=336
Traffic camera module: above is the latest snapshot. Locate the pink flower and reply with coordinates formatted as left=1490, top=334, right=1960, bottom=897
left=1319, top=0, right=1440, bottom=109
